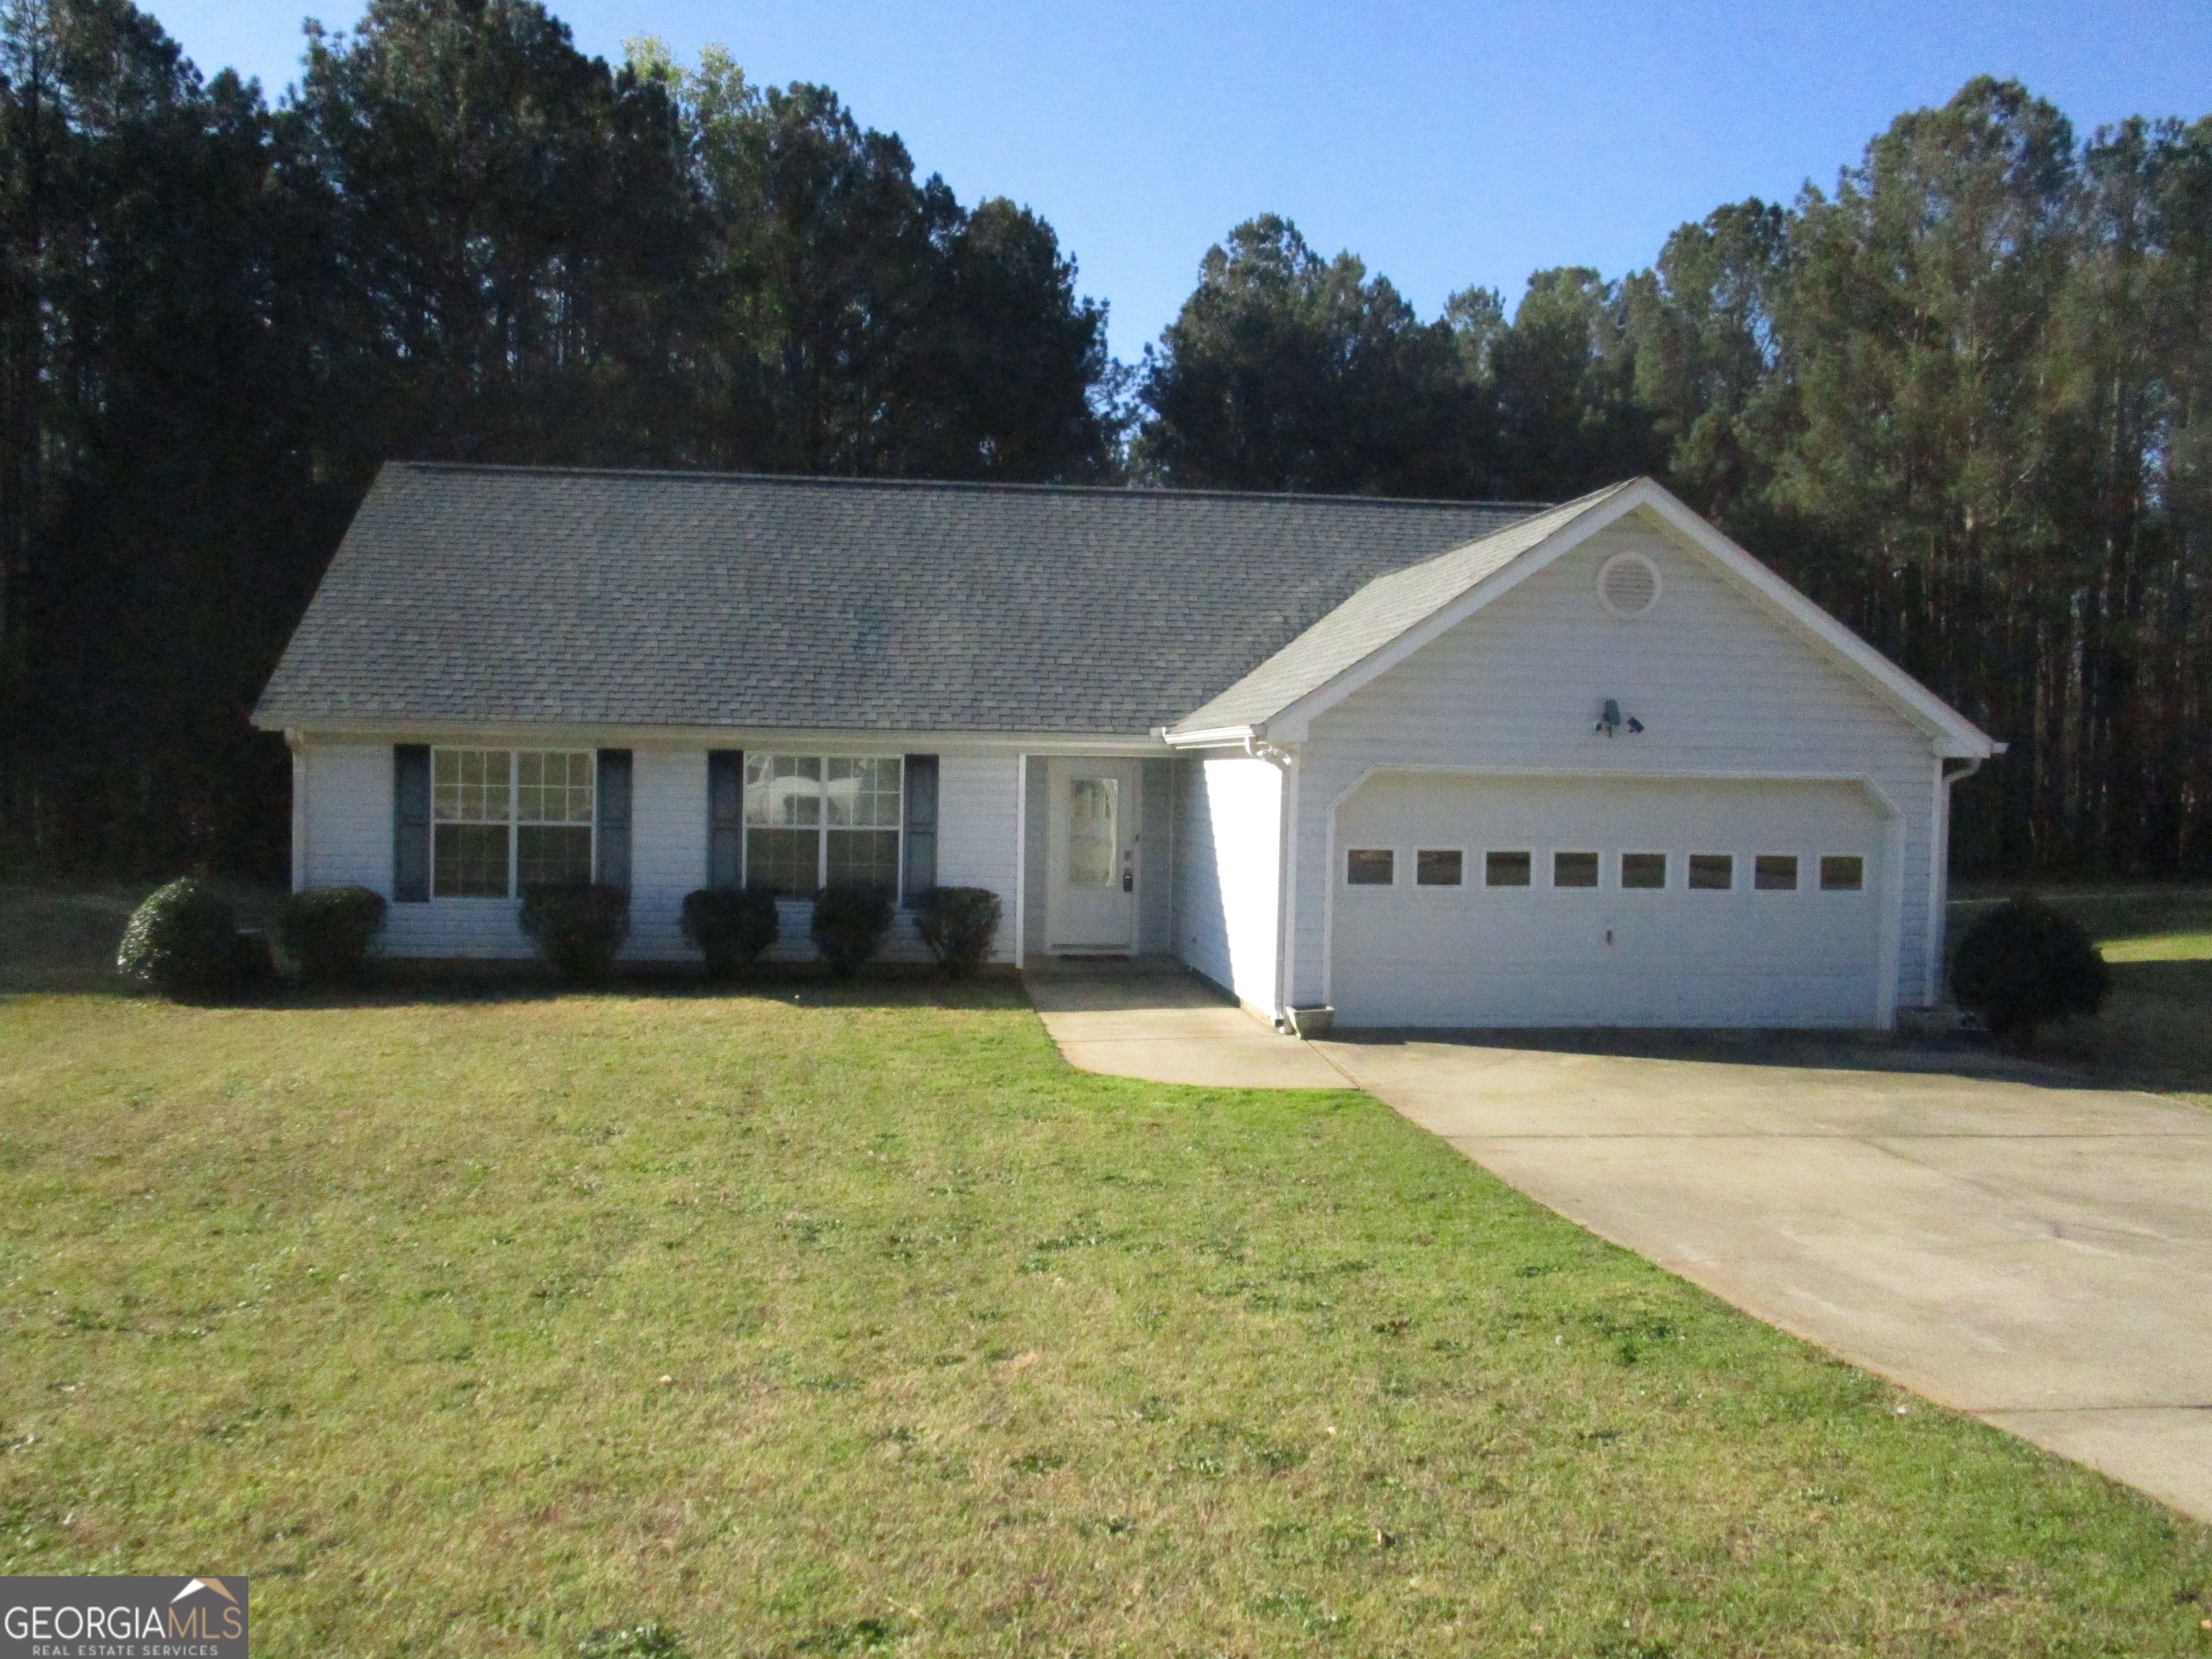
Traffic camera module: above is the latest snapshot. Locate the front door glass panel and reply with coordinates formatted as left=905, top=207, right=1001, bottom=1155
left=1068, top=778, right=1118, bottom=888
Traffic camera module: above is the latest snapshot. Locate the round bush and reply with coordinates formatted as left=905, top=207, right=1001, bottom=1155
left=811, top=881, right=894, bottom=977
left=1951, top=895, right=2110, bottom=1043
left=518, top=882, right=631, bottom=984
left=912, top=886, right=1002, bottom=978
left=680, top=885, right=781, bottom=979
left=230, top=927, right=279, bottom=998
left=116, top=878, right=240, bottom=1002
left=277, top=884, right=388, bottom=986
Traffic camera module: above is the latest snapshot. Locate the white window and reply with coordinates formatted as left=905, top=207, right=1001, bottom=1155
left=432, top=748, right=594, bottom=899
left=744, top=755, right=903, bottom=897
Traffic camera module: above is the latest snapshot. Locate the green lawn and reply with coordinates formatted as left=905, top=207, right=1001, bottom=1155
left=5, top=941, right=2212, bottom=1655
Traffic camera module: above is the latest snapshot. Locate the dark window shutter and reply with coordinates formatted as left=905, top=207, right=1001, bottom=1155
left=902, top=753, right=938, bottom=904
left=595, top=750, right=633, bottom=891
left=707, top=749, right=744, bottom=889
left=393, top=744, right=430, bottom=902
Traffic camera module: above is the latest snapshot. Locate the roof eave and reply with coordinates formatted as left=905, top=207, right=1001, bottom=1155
left=1249, top=477, right=2003, bottom=760
left=1622, top=486, right=2003, bottom=759
left=1264, top=481, right=1644, bottom=742
left=1161, top=722, right=1260, bottom=750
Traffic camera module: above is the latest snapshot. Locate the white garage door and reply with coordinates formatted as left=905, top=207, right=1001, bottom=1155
left=1329, top=774, right=1889, bottom=1028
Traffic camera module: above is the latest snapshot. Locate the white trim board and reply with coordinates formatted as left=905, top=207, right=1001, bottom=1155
left=282, top=721, right=1172, bottom=757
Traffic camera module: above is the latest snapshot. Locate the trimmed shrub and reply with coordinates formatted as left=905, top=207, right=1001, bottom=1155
left=116, top=878, right=239, bottom=1001
left=913, top=886, right=1002, bottom=978
left=230, top=928, right=279, bottom=997
left=277, top=884, right=388, bottom=986
left=811, top=881, right=894, bottom=977
left=519, top=882, right=631, bottom=984
left=680, top=885, right=780, bottom=979
left=1951, top=895, right=2111, bottom=1044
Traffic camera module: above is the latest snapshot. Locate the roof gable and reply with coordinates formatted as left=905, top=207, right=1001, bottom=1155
left=1168, top=477, right=1997, bottom=758
left=1166, top=482, right=1632, bottom=739
left=254, top=463, right=1539, bottom=735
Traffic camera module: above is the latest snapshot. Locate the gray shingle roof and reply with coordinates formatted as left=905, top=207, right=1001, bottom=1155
left=1168, top=483, right=1634, bottom=735
left=254, top=462, right=1543, bottom=734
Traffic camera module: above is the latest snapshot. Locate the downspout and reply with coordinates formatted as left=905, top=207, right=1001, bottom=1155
left=287, top=729, right=307, bottom=894
left=1242, top=729, right=1298, bottom=1030
left=1930, top=755, right=1986, bottom=1007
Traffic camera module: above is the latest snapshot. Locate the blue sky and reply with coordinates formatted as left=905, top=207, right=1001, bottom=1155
left=145, top=0, right=2211, bottom=361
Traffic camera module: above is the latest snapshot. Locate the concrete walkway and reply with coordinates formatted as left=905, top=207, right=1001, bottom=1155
left=1021, top=966, right=2212, bottom=1521
left=1023, top=958, right=1346, bottom=1089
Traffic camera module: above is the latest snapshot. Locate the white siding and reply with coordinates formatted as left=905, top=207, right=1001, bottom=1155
left=1289, top=513, right=1943, bottom=1019
left=937, top=754, right=1021, bottom=961
left=625, top=748, right=705, bottom=961
left=295, top=739, right=1025, bottom=966
left=300, top=742, right=391, bottom=894
left=1172, top=752, right=1285, bottom=1012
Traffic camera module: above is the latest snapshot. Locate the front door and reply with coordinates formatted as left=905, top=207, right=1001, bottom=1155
left=1046, top=758, right=1141, bottom=951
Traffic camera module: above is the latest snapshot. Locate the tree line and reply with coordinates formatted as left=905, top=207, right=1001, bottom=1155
left=1136, top=86, right=2212, bottom=877
left=0, top=0, right=2203, bottom=879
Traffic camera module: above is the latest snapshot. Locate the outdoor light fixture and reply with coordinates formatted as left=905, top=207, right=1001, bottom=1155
left=1594, top=698, right=1646, bottom=737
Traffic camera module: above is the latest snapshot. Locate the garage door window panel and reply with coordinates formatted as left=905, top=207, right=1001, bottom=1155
left=1621, top=853, right=1668, bottom=890
left=1755, top=854, right=1799, bottom=891
left=1552, top=851, right=1600, bottom=889
left=1416, top=850, right=1463, bottom=887
left=1484, top=850, right=1532, bottom=888
left=1346, top=848, right=1395, bottom=886
left=1688, top=853, right=1735, bottom=891
left=1820, top=855, right=1865, bottom=892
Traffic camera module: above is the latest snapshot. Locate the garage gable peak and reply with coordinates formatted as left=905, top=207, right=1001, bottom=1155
left=1168, top=477, right=2000, bottom=760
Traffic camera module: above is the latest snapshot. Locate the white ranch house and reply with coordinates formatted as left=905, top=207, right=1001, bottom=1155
left=255, top=464, right=2000, bottom=1030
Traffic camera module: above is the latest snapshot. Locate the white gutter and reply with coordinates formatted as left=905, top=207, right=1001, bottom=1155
left=274, top=719, right=1174, bottom=756
left=1161, top=723, right=1259, bottom=750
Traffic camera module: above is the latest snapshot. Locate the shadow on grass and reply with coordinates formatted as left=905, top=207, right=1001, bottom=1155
left=346, top=958, right=1028, bottom=1012
left=1319, top=1022, right=2119, bottom=1088
left=1329, top=961, right=2212, bottom=1100
left=0, top=883, right=1025, bottom=1011
left=11, top=880, right=2206, bottom=1099
left=2037, top=956, right=2212, bottom=1097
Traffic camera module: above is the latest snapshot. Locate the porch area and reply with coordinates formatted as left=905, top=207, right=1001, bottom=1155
left=1023, top=956, right=1346, bottom=1089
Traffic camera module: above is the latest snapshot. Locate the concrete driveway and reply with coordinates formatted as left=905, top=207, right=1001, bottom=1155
left=1318, top=1036, right=2212, bottom=1521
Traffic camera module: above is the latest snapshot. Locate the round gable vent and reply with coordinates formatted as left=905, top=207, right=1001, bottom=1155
left=1598, top=551, right=1661, bottom=619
